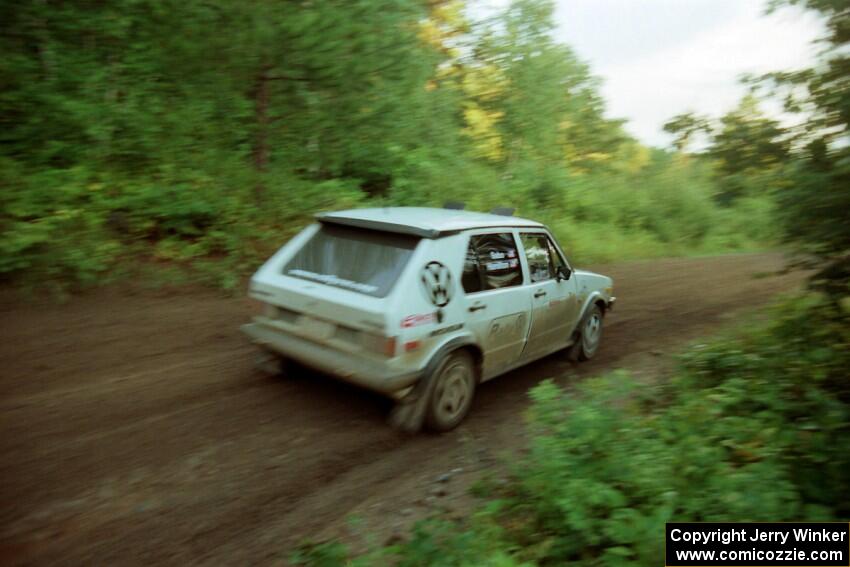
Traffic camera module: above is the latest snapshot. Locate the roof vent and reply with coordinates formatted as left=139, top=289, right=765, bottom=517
left=443, top=201, right=465, bottom=210
left=490, top=207, right=515, bottom=216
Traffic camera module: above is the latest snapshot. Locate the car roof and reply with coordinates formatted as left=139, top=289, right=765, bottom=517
left=315, top=207, right=544, bottom=239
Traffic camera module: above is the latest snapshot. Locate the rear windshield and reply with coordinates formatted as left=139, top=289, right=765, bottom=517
left=283, top=224, right=420, bottom=297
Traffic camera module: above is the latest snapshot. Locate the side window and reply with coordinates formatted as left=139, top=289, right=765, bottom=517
left=521, top=233, right=555, bottom=283
left=462, top=244, right=482, bottom=293
left=462, top=233, right=522, bottom=293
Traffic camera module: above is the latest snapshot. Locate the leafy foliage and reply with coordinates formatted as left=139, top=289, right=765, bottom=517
left=1, top=0, right=778, bottom=290
left=293, top=293, right=850, bottom=566
left=506, top=294, right=849, bottom=565
left=763, top=0, right=850, bottom=293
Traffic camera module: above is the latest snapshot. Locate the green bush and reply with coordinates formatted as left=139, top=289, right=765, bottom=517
left=293, top=294, right=849, bottom=566
left=501, top=293, right=849, bottom=565
left=2, top=159, right=778, bottom=291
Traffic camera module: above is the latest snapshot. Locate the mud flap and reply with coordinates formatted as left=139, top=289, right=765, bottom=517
left=253, top=350, right=284, bottom=375
left=387, top=371, right=438, bottom=434
left=389, top=338, right=474, bottom=433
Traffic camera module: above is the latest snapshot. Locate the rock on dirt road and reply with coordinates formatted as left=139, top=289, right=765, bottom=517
left=0, top=253, right=807, bottom=565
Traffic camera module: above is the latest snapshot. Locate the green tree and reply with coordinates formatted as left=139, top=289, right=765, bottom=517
left=707, top=94, right=790, bottom=204
left=0, top=0, right=787, bottom=289
left=663, top=111, right=712, bottom=153
left=761, top=0, right=850, bottom=292
left=709, top=95, right=789, bottom=178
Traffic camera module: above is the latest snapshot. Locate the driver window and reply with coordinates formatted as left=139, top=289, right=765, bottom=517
left=520, top=234, right=555, bottom=283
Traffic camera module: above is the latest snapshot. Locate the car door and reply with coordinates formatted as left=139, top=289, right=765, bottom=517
left=461, top=231, right=532, bottom=379
left=518, top=231, right=580, bottom=360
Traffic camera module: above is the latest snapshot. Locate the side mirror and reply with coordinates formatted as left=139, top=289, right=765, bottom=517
left=556, top=266, right=572, bottom=282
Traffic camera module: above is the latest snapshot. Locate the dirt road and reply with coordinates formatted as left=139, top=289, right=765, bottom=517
left=0, top=253, right=806, bottom=565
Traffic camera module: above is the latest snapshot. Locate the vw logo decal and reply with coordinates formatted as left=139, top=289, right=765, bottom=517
left=420, top=261, right=453, bottom=308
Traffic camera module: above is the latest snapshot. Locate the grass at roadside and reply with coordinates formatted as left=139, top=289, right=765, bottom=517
left=292, top=292, right=850, bottom=566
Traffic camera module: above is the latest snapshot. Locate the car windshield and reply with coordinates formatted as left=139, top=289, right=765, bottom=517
left=283, top=223, right=419, bottom=297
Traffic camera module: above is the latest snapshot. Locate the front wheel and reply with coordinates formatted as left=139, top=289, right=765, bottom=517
left=425, top=351, right=476, bottom=432
left=568, top=304, right=604, bottom=362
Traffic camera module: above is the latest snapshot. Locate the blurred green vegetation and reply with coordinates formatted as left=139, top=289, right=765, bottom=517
left=286, top=2, right=849, bottom=564
left=3, top=0, right=846, bottom=563
left=292, top=291, right=850, bottom=566
left=0, top=0, right=801, bottom=291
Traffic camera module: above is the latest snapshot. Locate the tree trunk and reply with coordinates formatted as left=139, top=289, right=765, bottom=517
left=252, top=65, right=272, bottom=201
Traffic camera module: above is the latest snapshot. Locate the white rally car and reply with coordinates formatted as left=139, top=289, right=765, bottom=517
left=242, top=207, right=615, bottom=432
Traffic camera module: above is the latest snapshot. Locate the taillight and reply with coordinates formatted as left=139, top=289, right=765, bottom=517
left=357, top=332, right=398, bottom=357
left=384, top=336, right=397, bottom=357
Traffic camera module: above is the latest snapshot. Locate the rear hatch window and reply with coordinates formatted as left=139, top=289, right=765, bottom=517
left=283, top=224, right=419, bottom=297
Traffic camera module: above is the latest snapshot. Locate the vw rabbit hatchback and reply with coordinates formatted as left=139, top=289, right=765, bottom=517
left=242, top=207, right=615, bottom=431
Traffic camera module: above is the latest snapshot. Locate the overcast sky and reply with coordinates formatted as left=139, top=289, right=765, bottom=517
left=477, top=0, right=826, bottom=147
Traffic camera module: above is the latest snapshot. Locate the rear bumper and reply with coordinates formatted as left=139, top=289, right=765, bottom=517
left=608, top=296, right=616, bottom=311
left=241, top=321, right=421, bottom=396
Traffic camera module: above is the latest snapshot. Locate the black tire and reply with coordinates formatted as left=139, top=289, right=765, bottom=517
left=568, top=304, right=604, bottom=362
left=425, top=350, right=476, bottom=432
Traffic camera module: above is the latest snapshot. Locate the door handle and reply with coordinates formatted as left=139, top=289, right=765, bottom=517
left=534, top=290, right=547, bottom=298
left=469, top=303, right=487, bottom=312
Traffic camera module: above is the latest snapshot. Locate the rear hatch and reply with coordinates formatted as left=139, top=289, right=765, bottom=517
left=250, top=223, right=421, bottom=357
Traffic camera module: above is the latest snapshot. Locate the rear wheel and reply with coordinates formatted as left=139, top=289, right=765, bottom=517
left=568, top=304, right=604, bottom=361
left=425, top=351, right=476, bottom=432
